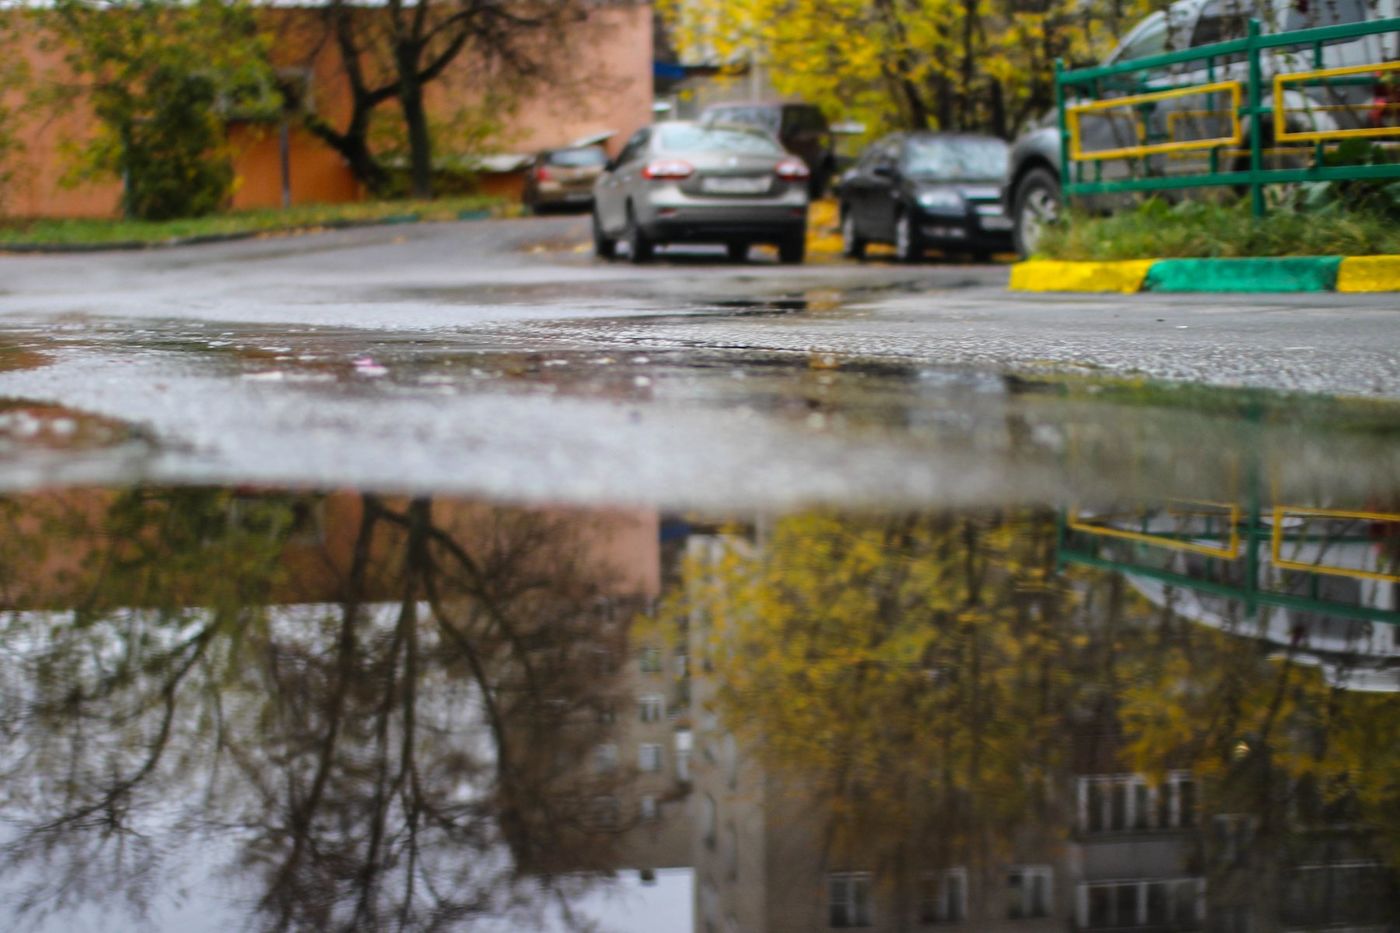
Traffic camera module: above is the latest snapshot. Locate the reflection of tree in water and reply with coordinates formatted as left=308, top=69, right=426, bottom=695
left=0, top=489, right=636, bottom=931
left=673, top=510, right=1400, bottom=923
left=676, top=512, right=1085, bottom=907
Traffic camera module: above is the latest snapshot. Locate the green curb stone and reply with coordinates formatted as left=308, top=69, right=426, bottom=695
left=457, top=209, right=492, bottom=221
left=1144, top=257, right=1342, bottom=293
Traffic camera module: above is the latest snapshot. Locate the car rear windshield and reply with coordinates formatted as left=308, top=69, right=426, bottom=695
left=546, top=147, right=607, bottom=167
left=704, top=107, right=781, bottom=133
left=655, top=124, right=784, bottom=155
left=903, top=138, right=1009, bottom=180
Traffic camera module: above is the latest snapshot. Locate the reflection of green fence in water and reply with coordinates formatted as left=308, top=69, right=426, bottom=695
left=1057, top=500, right=1400, bottom=627
left=1055, top=16, right=1400, bottom=217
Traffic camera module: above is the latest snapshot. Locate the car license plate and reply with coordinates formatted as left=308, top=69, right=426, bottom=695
left=981, top=216, right=1013, bottom=231
left=702, top=176, right=770, bottom=194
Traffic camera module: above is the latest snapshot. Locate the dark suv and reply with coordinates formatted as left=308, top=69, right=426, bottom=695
left=699, top=101, right=836, bottom=196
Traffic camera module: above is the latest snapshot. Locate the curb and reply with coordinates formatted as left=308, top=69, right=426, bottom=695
left=0, top=208, right=501, bottom=255
left=1010, top=256, right=1400, bottom=294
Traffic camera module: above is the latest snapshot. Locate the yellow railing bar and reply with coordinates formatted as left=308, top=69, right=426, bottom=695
left=1274, top=61, right=1400, bottom=142
left=1068, top=81, right=1243, bottom=162
left=1068, top=502, right=1241, bottom=559
left=1270, top=506, right=1400, bottom=583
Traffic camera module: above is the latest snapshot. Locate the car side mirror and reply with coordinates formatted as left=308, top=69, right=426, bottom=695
left=604, top=158, right=618, bottom=173
left=872, top=164, right=895, bottom=179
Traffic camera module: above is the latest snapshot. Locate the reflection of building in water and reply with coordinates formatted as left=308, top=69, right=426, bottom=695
left=0, top=488, right=695, bottom=925
left=1060, top=503, right=1400, bottom=692
left=677, top=515, right=1400, bottom=933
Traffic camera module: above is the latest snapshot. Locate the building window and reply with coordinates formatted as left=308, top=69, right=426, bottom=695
left=1213, top=814, right=1255, bottom=867
left=639, top=647, right=662, bottom=674
left=1080, top=879, right=1203, bottom=929
left=1008, top=865, right=1052, bottom=919
left=639, top=694, right=665, bottom=723
left=640, top=795, right=658, bottom=822
left=593, top=743, right=618, bottom=774
left=639, top=743, right=663, bottom=772
left=919, top=868, right=966, bottom=923
left=828, top=872, right=873, bottom=928
left=676, top=748, right=692, bottom=782
left=1078, top=772, right=1195, bottom=834
left=589, top=795, right=620, bottom=829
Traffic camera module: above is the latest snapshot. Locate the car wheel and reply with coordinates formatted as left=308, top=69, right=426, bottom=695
left=840, top=209, right=866, bottom=260
left=727, top=241, right=749, bottom=262
left=778, top=233, right=806, bottom=265
left=1012, top=167, right=1060, bottom=257
left=625, top=205, right=653, bottom=264
left=591, top=209, right=616, bottom=260
left=893, top=211, right=923, bottom=263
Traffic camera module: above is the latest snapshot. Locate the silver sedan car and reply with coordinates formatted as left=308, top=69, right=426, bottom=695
left=592, top=121, right=810, bottom=264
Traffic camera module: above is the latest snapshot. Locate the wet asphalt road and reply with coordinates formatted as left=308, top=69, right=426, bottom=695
left=0, top=214, right=1397, bottom=508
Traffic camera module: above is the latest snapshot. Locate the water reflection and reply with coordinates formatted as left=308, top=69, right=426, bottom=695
left=0, top=490, right=672, bottom=931
left=0, top=488, right=1396, bottom=931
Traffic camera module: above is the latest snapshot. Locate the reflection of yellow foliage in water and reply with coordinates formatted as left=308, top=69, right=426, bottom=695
left=670, top=512, right=1081, bottom=873
left=1116, top=611, right=1400, bottom=871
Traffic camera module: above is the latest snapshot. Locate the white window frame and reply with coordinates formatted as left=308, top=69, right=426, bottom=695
left=1076, top=877, right=1204, bottom=928
left=828, top=871, right=874, bottom=928
left=1007, top=864, right=1053, bottom=919
left=919, top=867, right=967, bottom=924
left=593, top=743, right=618, bottom=774
left=639, top=742, right=664, bottom=772
left=1076, top=771, right=1195, bottom=833
left=639, top=693, right=665, bottom=722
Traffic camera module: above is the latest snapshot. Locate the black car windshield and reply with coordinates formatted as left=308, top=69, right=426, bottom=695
left=545, top=147, right=607, bottom=167
left=656, top=124, right=784, bottom=155
left=903, top=138, right=1009, bottom=180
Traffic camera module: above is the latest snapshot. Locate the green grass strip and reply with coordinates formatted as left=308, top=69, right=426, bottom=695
left=1145, top=256, right=1342, bottom=292
left=0, top=196, right=505, bottom=249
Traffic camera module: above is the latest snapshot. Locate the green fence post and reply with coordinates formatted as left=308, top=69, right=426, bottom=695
left=1055, top=59, right=1072, bottom=197
left=1248, top=18, right=1266, bottom=218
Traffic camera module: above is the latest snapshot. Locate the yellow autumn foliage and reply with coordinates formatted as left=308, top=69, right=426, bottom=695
left=663, top=0, right=1159, bottom=138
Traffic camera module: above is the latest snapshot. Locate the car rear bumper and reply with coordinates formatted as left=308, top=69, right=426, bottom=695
left=640, top=205, right=808, bottom=243
left=917, top=220, right=1014, bottom=250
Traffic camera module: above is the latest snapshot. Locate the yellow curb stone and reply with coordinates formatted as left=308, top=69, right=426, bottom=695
left=1009, top=260, right=1154, bottom=293
left=1337, top=256, right=1400, bottom=293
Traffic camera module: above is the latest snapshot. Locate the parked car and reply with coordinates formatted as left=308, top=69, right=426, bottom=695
left=591, top=121, right=811, bottom=264
left=522, top=144, right=610, bottom=212
left=837, top=132, right=1012, bottom=262
left=699, top=102, right=836, bottom=197
left=1003, top=0, right=1397, bottom=255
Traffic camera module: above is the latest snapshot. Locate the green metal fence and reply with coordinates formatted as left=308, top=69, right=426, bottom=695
left=1056, top=16, right=1400, bottom=216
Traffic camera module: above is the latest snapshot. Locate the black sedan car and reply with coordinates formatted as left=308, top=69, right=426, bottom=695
left=837, top=132, right=1012, bottom=262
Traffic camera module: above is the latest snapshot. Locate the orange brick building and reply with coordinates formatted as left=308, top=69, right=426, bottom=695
left=0, top=2, right=653, bottom=217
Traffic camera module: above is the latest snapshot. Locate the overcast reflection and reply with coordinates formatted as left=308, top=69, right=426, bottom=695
left=0, top=489, right=1396, bottom=931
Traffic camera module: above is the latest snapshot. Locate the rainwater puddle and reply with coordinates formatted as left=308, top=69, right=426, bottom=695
left=1, top=321, right=1400, bottom=931
left=0, top=482, right=1397, bottom=932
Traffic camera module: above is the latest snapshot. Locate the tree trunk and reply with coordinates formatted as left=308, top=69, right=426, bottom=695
left=398, top=61, right=433, bottom=199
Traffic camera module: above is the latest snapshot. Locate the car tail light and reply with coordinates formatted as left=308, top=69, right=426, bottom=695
left=535, top=165, right=553, bottom=181
left=642, top=159, right=694, bottom=180
left=776, top=157, right=810, bottom=181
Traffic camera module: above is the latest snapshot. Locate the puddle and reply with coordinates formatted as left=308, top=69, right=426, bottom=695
left=1, top=316, right=1399, bottom=931
left=0, top=344, right=48, bottom=374
left=0, top=399, right=139, bottom=447
left=0, top=484, right=1396, bottom=932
